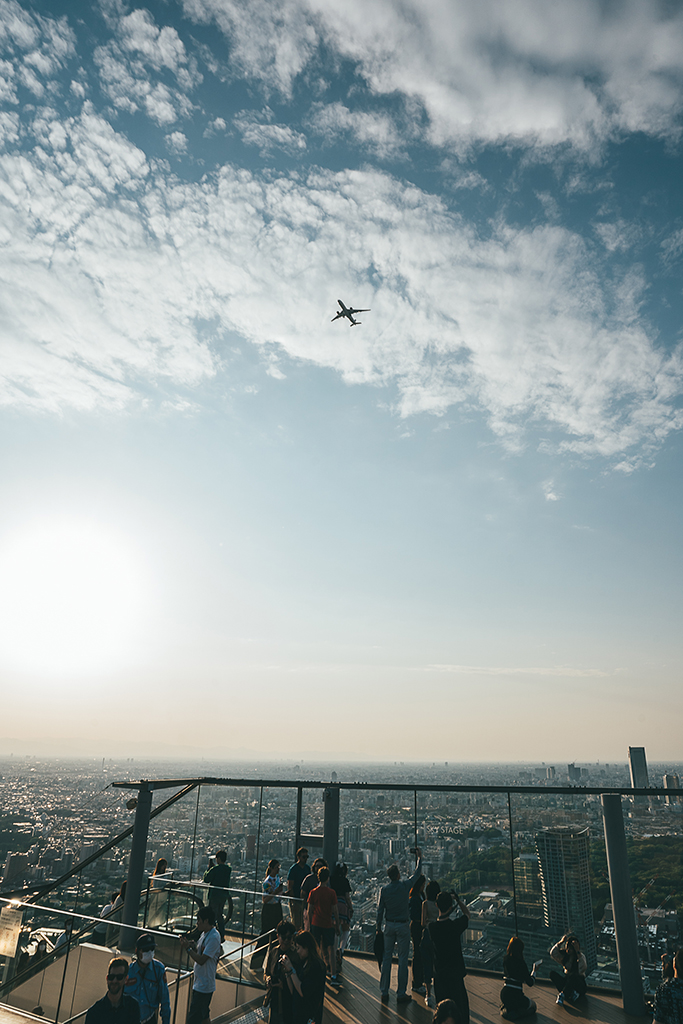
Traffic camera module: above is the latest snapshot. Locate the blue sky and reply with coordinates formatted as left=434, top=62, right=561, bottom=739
left=1, top=0, right=683, bottom=762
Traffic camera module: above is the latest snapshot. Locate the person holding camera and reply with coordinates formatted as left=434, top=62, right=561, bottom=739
left=376, top=845, right=423, bottom=1005
left=428, top=890, right=471, bottom=1023
left=549, top=934, right=587, bottom=1006
left=265, top=921, right=300, bottom=1024
left=180, top=907, right=221, bottom=1024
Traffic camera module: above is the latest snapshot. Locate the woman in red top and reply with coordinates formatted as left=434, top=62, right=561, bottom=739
left=306, top=867, right=340, bottom=983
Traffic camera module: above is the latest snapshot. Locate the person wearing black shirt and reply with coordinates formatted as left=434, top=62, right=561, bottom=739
left=500, top=937, right=537, bottom=1020
left=428, top=891, right=471, bottom=1023
left=409, top=875, right=426, bottom=995
left=85, top=958, right=140, bottom=1024
left=203, top=850, right=232, bottom=941
left=282, top=931, right=326, bottom=1024
left=287, top=848, right=311, bottom=930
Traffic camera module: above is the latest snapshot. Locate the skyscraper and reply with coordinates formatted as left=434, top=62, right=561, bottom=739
left=663, top=774, right=682, bottom=804
left=628, top=746, right=649, bottom=789
left=535, top=826, right=597, bottom=971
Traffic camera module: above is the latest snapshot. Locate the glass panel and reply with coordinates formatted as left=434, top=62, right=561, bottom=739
left=338, top=786, right=416, bottom=954
left=258, top=787, right=298, bottom=924
left=509, top=788, right=610, bottom=988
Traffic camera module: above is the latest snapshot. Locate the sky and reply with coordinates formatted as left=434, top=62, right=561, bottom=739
left=1, top=0, right=683, bottom=764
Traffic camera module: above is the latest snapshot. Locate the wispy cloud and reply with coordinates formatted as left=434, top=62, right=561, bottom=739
left=428, top=664, right=613, bottom=678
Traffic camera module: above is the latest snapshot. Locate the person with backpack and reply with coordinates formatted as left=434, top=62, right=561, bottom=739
left=126, top=935, right=171, bottom=1024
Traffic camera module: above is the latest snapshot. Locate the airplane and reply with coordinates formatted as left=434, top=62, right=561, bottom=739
left=331, top=299, right=370, bottom=326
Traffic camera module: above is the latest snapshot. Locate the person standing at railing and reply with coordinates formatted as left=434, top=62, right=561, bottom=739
left=409, top=874, right=427, bottom=997
left=252, top=859, right=285, bottom=969
left=307, top=866, right=341, bottom=985
left=301, top=859, right=326, bottom=930
left=126, top=934, right=171, bottom=1024
left=151, top=860, right=170, bottom=890
left=85, top=957, right=141, bottom=1024
left=428, top=891, right=471, bottom=1023
left=421, top=879, right=441, bottom=1010
left=287, top=848, right=310, bottom=930
left=376, top=845, right=423, bottom=1006
left=180, top=907, right=221, bottom=1024
left=203, top=850, right=232, bottom=942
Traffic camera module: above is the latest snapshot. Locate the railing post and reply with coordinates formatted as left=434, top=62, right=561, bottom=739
left=120, top=781, right=153, bottom=950
left=601, top=794, right=646, bottom=1016
left=322, top=786, right=339, bottom=866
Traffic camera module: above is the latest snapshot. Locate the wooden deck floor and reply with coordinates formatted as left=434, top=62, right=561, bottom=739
left=323, top=958, right=635, bottom=1024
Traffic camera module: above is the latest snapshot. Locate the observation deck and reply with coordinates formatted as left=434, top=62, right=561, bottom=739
left=1, top=774, right=666, bottom=1023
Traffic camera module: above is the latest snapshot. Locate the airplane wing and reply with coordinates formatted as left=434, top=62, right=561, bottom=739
left=349, top=308, right=370, bottom=314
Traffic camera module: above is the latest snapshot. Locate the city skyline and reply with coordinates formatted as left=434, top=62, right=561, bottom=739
left=1, top=1, right=683, bottom=760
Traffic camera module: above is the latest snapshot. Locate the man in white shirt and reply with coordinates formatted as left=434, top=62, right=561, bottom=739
left=180, top=908, right=221, bottom=1024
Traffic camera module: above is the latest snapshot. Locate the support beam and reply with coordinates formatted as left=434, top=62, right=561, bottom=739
left=120, top=782, right=153, bottom=950
left=322, top=786, right=340, bottom=867
left=601, top=794, right=645, bottom=1016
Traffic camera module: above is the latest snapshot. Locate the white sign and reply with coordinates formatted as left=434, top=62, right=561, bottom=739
left=0, top=907, right=23, bottom=958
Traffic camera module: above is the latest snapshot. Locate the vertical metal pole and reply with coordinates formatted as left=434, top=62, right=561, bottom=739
left=507, top=792, right=519, bottom=937
left=143, top=879, right=150, bottom=928
left=189, top=785, right=201, bottom=881
left=121, top=782, right=153, bottom=950
left=252, top=788, right=264, bottom=934
left=54, top=917, right=73, bottom=1023
left=602, top=794, right=645, bottom=1016
left=295, top=787, right=303, bottom=852
left=322, top=786, right=340, bottom=866
left=73, top=870, right=82, bottom=913
left=171, top=936, right=184, bottom=1024
left=413, top=790, right=418, bottom=851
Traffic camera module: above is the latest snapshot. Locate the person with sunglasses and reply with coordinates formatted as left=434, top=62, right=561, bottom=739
left=85, top=958, right=140, bottom=1024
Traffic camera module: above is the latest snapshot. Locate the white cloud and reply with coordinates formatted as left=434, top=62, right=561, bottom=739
left=543, top=479, right=560, bottom=501
left=182, top=0, right=319, bottom=99
left=203, top=116, right=226, bottom=137
left=308, top=102, right=406, bottom=159
left=234, top=108, right=306, bottom=155
left=165, top=130, right=188, bottom=154
left=2, top=107, right=683, bottom=462
left=594, top=219, right=642, bottom=253
left=181, top=0, right=683, bottom=155
left=93, top=7, right=199, bottom=126
left=0, top=0, right=75, bottom=105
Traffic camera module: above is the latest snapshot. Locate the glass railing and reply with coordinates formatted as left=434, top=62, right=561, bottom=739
left=3, top=774, right=681, bottom=1011
left=0, top=892, right=270, bottom=1024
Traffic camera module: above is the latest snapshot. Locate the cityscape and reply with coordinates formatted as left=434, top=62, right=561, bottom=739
left=1, top=750, right=682, bottom=996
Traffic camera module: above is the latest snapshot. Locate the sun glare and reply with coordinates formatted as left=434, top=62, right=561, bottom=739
left=0, top=518, right=151, bottom=676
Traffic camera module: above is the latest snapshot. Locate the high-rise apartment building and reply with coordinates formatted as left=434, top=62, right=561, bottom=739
left=535, top=826, right=597, bottom=971
left=663, top=774, right=682, bottom=804
left=628, top=746, right=649, bottom=789
left=343, top=824, right=362, bottom=847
